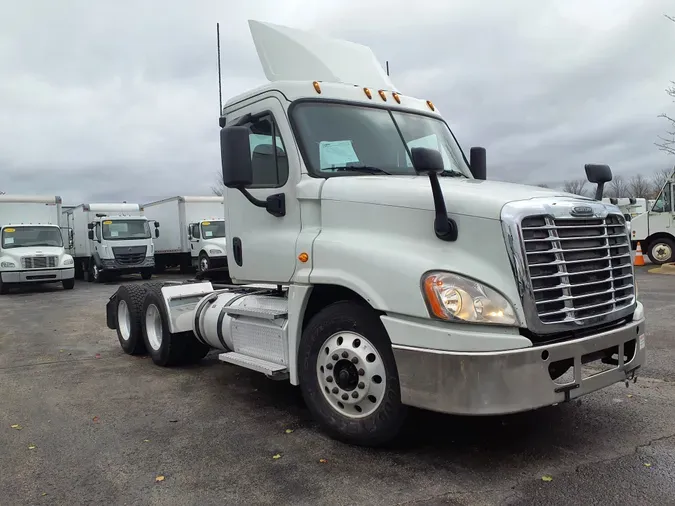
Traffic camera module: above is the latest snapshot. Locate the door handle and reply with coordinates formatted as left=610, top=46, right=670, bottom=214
left=233, top=237, right=243, bottom=267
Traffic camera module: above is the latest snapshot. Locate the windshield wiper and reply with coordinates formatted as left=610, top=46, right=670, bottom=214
left=334, top=165, right=391, bottom=175
left=438, top=170, right=468, bottom=178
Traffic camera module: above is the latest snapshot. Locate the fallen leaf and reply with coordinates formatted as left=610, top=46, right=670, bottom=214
left=285, top=429, right=294, bottom=434
left=319, top=458, right=328, bottom=464
left=10, top=424, right=22, bottom=430
left=155, top=475, right=165, bottom=483
left=28, top=444, right=36, bottom=450
left=644, top=462, right=652, bottom=467
left=143, top=439, right=150, bottom=443
left=169, top=419, right=178, bottom=423
left=92, top=416, right=100, bottom=423
left=627, top=394, right=633, bottom=398
left=541, top=475, right=553, bottom=482
left=95, top=353, right=101, bottom=359
left=272, top=454, right=281, bottom=460
left=42, top=493, right=47, bottom=497
left=59, top=350, right=64, bottom=353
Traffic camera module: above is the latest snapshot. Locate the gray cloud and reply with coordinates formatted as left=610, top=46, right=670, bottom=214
left=1, top=0, right=674, bottom=204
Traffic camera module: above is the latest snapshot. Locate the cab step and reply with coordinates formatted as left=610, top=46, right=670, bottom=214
left=218, top=352, right=288, bottom=378
left=223, top=306, right=288, bottom=320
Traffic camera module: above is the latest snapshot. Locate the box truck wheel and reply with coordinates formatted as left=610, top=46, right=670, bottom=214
left=647, top=237, right=675, bottom=265
left=198, top=252, right=210, bottom=272
left=0, top=279, right=9, bottom=295
left=90, top=262, right=104, bottom=283
left=62, top=278, right=75, bottom=290
left=114, top=284, right=150, bottom=355
left=298, top=300, right=407, bottom=447
left=140, top=284, right=209, bottom=366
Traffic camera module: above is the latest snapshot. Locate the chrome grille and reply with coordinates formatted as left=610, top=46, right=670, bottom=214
left=21, top=256, right=58, bottom=269
left=520, top=214, right=634, bottom=325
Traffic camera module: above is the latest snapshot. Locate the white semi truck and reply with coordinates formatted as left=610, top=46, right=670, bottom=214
left=104, top=20, right=646, bottom=446
left=64, top=203, right=159, bottom=282
left=142, top=196, right=227, bottom=274
left=630, top=170, right=675, bottom=264
left=0, top=195, right=75, bottom=294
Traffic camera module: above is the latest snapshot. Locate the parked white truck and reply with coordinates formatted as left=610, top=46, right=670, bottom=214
left=630, top=170, right=675, bottom=264
left=142, top=196, right=227, bottom=273
left=0, top=195, right=75, bottom=293
left=104, top=20, right=646, bottom=446
left=64, top=203, right=159, bottom=282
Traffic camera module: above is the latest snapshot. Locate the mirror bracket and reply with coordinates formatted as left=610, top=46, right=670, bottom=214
left=238, top=189, right=285, bottom=217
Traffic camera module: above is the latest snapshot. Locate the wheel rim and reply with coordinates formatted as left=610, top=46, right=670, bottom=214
left=145, top=304, right=163, bottom=351
left=93, top=265, right=99, bottom=279
left=652, top=243, right=672, bottom=263
left=316, top=331, right=387, bottom=419
left=117, top=300, right=131, bottom=341
left=200, top=257, right=209, bottom=271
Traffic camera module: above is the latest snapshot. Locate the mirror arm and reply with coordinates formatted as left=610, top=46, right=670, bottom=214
left=594, top=182, right=605, bottom=201
left=237, top=188, right=286, bottom=218
left=238, top=188, right=267, bottom=208
left=427, top=173, right=458, bottom=241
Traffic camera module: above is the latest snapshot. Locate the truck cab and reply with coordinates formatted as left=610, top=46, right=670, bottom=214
left=187, top=218, right=227, bottom=271
left=630, top=172, right=674, bottom=264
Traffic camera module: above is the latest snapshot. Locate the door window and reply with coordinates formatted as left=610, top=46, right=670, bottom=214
left=189, top=223, right=201, bottom=239
left=652, top=183, right=672, bottom=213
left=242, top=114, right=288, bottom=188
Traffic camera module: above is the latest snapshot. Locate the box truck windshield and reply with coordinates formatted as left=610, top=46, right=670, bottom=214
left=201, top=221, right=225, bottom=238
left=102, top=220, right=151, bottom=240
left=1, top=226, right=63, bottom=249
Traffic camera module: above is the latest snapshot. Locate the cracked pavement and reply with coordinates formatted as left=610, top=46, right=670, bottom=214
left=0, top=265, right=673, bottom=505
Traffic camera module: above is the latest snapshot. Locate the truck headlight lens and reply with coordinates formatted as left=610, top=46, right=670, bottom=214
left=209, top=249, right=223, bottom=255
left=422, top=271, right=518, bottom=326
left=1, top=261, right=16, bottom=268
left=63, top=258, right=74, bottom=266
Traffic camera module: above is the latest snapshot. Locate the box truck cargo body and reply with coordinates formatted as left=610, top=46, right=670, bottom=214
left=63, top=203, right=159, bottom=282
left=142, top=196, right=227, bottom=273
left=0, top=195, right=75, bottom=293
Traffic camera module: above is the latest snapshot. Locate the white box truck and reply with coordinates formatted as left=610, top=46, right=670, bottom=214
left=142, top=196, right=227, bottom=273
left=104, top=20, right=646, bottom=447
left=0, top=195, right=75, bottom=294
left=63, top=203, right=159, bottom=282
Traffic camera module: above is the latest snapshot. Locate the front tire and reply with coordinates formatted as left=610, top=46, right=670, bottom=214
left=62, top=278, right=75, bottom=290
left=647, top=237, right=675, bottom=265
left=198, top=252, right=210, bottom=272
left=298, top=300, right=407, bottom=447
left=0, top=279, right=9, bottom=295
left=91, top=262, right=104, bottom=283
left=141, top=269, right=153, bottom=280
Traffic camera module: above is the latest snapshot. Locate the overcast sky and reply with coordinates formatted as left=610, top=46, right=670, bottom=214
left=1, top=0, right=674, bottom=204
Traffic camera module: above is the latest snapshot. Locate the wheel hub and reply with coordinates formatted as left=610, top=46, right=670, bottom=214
left=316, top=331, right=386, bottom=419
left=145, top=304, right=163, bottom=351
left=117, top=300, right=131, bottom=341
left=654, top=243, right=672, bottom=262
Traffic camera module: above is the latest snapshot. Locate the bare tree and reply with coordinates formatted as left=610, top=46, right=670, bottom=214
left=627, top=174, right=652, bottom=199
left=536, top=183, right=550, bottom=188
left=649, top=167, right=673, bottom=198
left=211, top=171, right=224, bottom=196
left=656, top=15, right=675, bottom=155
left=562, top=179, right=588, bottom=196
left=604, top=174, right=629, bottom=198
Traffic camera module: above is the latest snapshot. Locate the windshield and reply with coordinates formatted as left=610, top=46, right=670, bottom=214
left=101, top=220, right=151, bottom=240
left=200, top=220, right=225, bottom=239
left=1, top=226, right=63, bottom=249
left=290, top=102, right=471, bottom=178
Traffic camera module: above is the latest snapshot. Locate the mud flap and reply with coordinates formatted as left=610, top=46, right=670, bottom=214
left=106, top=293, right=118, bottom=330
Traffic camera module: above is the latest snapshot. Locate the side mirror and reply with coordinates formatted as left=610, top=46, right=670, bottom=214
left=154, top=221, right=160, bottom=228
left=87, top=230, right=94, bottom=240
left=87, top=223, right=94, bottom=230
left=155, top=229, right=160, bottom=238
left=221, top=126, right=253, bottom=188
left=469, top=147, right=487, bottom=180
left=585, top=163, right=612, bottom=201
left=410, top=147, right=444, bottom=174
left=187, top=226, right=192, bottom=239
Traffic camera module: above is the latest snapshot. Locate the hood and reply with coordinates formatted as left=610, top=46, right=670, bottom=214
left=320, top=176, right=593, bottom=220
left=1, top=246, right=66, bottom=257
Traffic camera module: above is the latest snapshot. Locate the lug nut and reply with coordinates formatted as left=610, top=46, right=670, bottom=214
left=358, top=382, right=365, bottom=389
left=326, top=363, right=333, bottom=370
left=341, top=351, right=348, bottom=358
left=332, top=387, right=339, bottom=394
left=341, top=393, right=349, bottom=401
left=332, top=354, right=338, bottom=361
left=351, top=357, right=358, bottom=364
left=358, top=368, right=365, bottom=376
left=352, top=391, right=359, bottom=399
left=327, top=376, right=333, bottom=383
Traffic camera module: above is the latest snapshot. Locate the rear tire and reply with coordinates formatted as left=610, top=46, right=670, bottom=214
left=646, top=237, right=675, bottom=265
left=115, top=284, right=150, bottom=355
left=298, top=300, right=407, bottom=447
left=140, top=285, right=209, bottom=366
left=62, top=278, right=75, bottom=290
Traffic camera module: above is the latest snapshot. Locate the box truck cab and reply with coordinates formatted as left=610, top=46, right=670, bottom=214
left=0, top=195, right=75, bottom=294
left=142, top=196, right=227, bottom=273
left=64, top=203, right=159, bottom=282
left=105, top=20, right=645, bottom=447
left=630, top=170, right=675, bottom=264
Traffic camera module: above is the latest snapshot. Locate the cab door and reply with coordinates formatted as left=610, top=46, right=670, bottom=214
left=224, top=95, right=302, bottom=284
left=187, top=223, right=200, bottom=259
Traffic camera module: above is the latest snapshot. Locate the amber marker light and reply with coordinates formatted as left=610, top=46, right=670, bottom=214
left=363, top=87, right=372, bottom=99
left=298, top=252, right=309, bottom=263
left=392, top=92, right=401, bottom=103
left=426, top=100, right=435, bottom=111
left=313, top=81, right=322, bottom=94
left=378, top=90, right=387, bottom=101
left=423, top=275, right=449, bottom=320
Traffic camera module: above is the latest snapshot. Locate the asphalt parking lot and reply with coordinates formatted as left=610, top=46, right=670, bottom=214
left=1, top=267, right=674, bottom=506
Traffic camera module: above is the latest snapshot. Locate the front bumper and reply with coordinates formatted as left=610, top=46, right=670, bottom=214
left=100, top=257, right=154, bottom=272
left=1, top=267, right=75, bottom=284
left=390, top=306, right=646, bottom=415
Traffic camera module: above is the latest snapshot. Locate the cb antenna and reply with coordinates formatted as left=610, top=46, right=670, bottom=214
left=217, top=22, right=223, bottom=115
left=386, top=60, right=390, bottom=76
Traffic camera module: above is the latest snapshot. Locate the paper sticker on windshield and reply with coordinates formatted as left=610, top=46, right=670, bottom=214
left=204, top=231, right=213, bottom=237
left=202, top=221, right=211, bottom=226
left=319, top=140, right=359, bottom=170
left=4, top=228, right=15, bottom=233
left=103, top=220, right=113, bottom=225
left=4, top=237, right=14, bottom=244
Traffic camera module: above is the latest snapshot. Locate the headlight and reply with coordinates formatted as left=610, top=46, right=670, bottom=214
left=421, top=271, right=518, bottom=326
left=1, top=261, right=16, bottom=268
left=63, top=258, right=74, bottom=266
left=209, top=249, right=223, bottom=255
